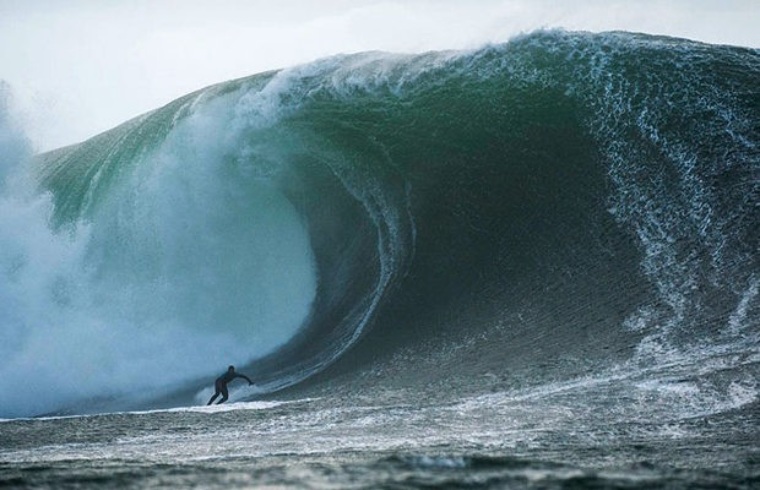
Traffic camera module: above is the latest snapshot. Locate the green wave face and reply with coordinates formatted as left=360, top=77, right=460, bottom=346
left=2, top=30, right=758, bottom=417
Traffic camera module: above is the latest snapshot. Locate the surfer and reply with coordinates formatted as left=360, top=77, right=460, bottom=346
left=207, top=365, right=254, bottom=405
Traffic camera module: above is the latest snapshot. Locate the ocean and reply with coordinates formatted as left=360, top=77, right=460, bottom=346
left=1, top=30, right=758, bottom=488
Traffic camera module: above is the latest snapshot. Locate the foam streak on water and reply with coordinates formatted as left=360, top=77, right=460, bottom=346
left=1, top=359, right=757, bottom=488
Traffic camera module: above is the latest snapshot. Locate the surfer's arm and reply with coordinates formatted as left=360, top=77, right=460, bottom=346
left=237, top=374, right=254, bottom=385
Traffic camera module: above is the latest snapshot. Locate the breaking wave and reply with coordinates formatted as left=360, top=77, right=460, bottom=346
left=1, top=30, right=757, bottom=417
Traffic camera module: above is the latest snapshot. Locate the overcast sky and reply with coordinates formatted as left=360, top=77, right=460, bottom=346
left=1, top=0, right=758, bottom=152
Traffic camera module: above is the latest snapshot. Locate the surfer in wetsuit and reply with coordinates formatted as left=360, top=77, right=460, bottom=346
left=207, top=365, right=253, bottom=405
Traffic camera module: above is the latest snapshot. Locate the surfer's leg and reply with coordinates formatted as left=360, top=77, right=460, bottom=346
left=217, top=384, right=229, bottom=404
left=208, top=381, right=223, bottom=405
left=207, top=392, right=219, bottom=405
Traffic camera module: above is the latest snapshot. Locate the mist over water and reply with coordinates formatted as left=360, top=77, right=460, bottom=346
left=0, top=86, right=318, bottom=418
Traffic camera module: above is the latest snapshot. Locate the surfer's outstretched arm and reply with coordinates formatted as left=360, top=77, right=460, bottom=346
left=237, top=374, right=253, bottom=385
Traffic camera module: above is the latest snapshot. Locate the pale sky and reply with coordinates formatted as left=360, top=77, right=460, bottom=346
left=1, top=0, right=758, bottom=152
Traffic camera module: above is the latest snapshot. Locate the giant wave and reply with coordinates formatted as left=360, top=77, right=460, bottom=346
left=1, top=30, right=757, bottom=418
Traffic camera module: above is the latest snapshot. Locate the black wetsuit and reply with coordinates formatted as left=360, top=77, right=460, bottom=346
left=207, top=369, right=253, bottom=405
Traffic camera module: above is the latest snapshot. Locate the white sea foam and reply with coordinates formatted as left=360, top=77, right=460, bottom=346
left=0, top=85, right=318, bottom=418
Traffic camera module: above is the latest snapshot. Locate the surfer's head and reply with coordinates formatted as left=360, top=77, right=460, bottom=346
left=228, top=365, right=235, bottom=372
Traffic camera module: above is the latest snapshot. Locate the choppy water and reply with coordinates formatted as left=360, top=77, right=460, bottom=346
left=2, top=376, right=758, bottom=488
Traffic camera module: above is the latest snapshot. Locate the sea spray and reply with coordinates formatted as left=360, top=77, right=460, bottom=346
left=0, top=85, right=318, bottom=417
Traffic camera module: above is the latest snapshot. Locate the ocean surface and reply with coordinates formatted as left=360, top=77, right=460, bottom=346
left=1, top=30, right=758, bottom=488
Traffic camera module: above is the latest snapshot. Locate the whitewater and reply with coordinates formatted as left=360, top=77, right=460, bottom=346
left=1, top=30, right=758, bottom=488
